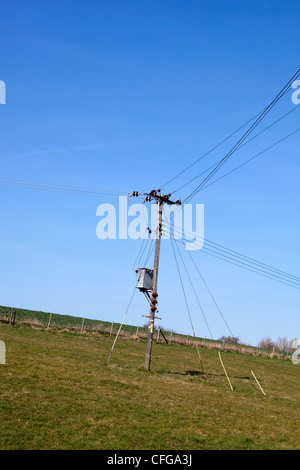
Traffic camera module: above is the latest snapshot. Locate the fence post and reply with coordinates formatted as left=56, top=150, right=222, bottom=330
left=157, top=327, right=160, bottom=342
left=47, top=313, right=52, bottom=329
left=170, top=331, right=173, bottom=344
left=110, top=322, right=114, bottom=336
left=10, top=308, right=14, bottom=325
left=136, top=325, right=139, bottom=338
left=81, top=318, right=85, bottom=333
left=11, top=309, right=16, bottom=326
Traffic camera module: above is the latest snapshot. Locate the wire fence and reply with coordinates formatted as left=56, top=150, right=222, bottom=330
left=0, top=305, right=295, bottom=361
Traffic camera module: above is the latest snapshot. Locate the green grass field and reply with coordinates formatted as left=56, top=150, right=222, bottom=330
left=0, top=322, right=299, bottom=450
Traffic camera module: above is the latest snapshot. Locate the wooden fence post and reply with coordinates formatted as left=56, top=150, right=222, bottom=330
left=157, top=327, right=160, bottom=342
left=47, top=313, right=52, bottom=329
left=10, top=309, right=16, bottom=326
left=81, top=318, right=85, bottom=333
left=10, top=308, right=14, bottom=325
left=110, top=322, right=114, bottom=336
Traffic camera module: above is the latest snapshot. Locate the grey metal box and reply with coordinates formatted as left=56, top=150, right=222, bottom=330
left=136, top=268, right=153, bottom=291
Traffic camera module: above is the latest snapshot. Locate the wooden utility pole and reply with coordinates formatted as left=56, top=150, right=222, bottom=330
left=144, top=197, right=163, bottom=371
left=138, top=190, right=181, bottom=371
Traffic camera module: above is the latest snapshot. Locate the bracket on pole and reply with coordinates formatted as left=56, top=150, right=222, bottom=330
left=142, top=314, right=162, bottom=321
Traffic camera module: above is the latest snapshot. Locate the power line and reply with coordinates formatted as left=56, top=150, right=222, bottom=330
left=165, top=221, right=300, bottom=283
left=172, top=104, right=300, bottom=194
left=132, top=231, right=148, bottom=272
left=170, top=237, right=205, bottom=372
left=170, top=234, right=300, bottom=289
left=162, top=225, right=300, bottom=290
left=107, top=284, right=137, bottom=365
left=158, top=124, right=300, bottom=257
left=0, top=177, right=130, bottom=198
left=183, top=68, right=300, bottom=204
left=173, top=239, right=214, bottom=340
left=199, top=126, right=300, bottom=193
left=160, top=87, right=293, bottom=191
left=186, top=250, right=234, bottom=337
left=144, top=238, right=155, bottom=266
left=173, top=237, right=234, bottom=338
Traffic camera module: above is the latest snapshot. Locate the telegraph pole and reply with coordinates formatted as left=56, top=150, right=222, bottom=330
left=144, top=196, right=163, bottom=371
left=136, top=190, right=181, bottom=371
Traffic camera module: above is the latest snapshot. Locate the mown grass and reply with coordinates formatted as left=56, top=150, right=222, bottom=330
left=0, top=323, right=299, bottom=450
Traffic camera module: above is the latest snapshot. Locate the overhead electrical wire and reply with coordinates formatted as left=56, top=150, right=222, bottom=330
left=165, top=220, right=300, bottom=283
left=159, top=125, right=300, bottom=254
left=168, top=234, right=300, bottom=289
left=0, top=177, right=130, bottom=198
left=144, top=238, right=155, bottom=266
left=174, top=237, right=235, bottom=338
left=161, top=223, right=300, bottom=290
left=170, top=237, right=205, bottom=372
left=182, top=68, right=300, bottom=204
left=197, top=126, right=300, bottom=193
left=173, top=239, right=214, bottom=340
left=172, top=104, right=300, bottom=194
left=186, top=249, right=234, bottom=338
left=132, top=230, right=148, bottom=272
left=107, top=284, right=137, bottom=366
left=160, top=86, right=294, bottom=191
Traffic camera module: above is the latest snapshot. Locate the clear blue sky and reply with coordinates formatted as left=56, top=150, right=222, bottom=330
left=1, top=0, right=299, bottom=346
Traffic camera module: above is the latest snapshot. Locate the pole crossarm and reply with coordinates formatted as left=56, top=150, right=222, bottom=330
left=131, top=188, right=181, bottom=206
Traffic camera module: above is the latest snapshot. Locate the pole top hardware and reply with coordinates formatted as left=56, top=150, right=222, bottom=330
left=144, top=189, right=181, bottom=206
left=131, top=189, right=181, bottom=206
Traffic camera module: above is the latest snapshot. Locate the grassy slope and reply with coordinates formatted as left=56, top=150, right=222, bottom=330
left=0, top=323, right=299, bottom=450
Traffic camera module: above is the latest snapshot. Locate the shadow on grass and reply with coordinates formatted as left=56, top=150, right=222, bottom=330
left=186, top=370, right=251, bottom=380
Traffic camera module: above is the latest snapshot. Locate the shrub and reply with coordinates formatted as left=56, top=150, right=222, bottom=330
left=218, top=335, right=240, bottom=345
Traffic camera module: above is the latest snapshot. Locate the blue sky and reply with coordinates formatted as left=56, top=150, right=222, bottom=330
left=1, top=0, right=299, bottom=346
